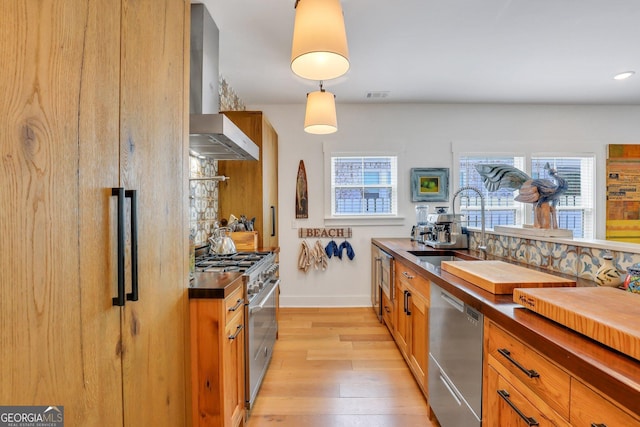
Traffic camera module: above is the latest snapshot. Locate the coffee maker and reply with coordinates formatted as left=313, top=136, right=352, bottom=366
left=422, top=213, right=469, bottom=249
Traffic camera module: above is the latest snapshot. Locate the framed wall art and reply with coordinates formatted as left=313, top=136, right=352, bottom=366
left=411, top=168, right=449, bottom=202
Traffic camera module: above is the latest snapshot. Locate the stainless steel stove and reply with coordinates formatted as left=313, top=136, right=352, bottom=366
left=194, top=248, right=279, bottom=412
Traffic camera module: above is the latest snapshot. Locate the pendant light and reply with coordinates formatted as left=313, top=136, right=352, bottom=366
left=291, top=0, right=350, bottom=81
left=304, top=82, right=337, bottom=134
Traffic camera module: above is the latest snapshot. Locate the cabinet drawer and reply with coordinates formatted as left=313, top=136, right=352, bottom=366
left=486, top=365, right=570, bottom=427
left=486, top=321, right=570, bottom=419
left=224, top=286, right=245, bottom=326
left=397, top=262, right=429, bottom=296
left=570, top=378, right=640, bottom=427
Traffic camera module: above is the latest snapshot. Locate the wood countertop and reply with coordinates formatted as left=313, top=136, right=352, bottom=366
left=372, top=237, right=640, bottom=416
left=188, top=271, right=243, bottom=299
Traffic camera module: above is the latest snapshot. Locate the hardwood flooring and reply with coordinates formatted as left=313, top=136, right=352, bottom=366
left=246, top=307, right=434, bottom=427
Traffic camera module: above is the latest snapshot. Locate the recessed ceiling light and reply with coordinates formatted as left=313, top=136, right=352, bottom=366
left=614, top=71, right=635, bottom=80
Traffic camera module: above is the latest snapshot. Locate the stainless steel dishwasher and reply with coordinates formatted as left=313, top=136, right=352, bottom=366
left=429, top=282, right=483, bottom=427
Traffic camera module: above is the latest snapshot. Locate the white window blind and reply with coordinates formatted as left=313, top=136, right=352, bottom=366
left=458, top=155, right=526, bottom=229
left=530, top=156, right=595, bottom=239
left=457, top=154, right=595, bottom=239
left=330, top=156, right=398, bottom=216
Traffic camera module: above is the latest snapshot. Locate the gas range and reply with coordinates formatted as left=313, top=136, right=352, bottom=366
left=195, top=250, right=278, bottom=302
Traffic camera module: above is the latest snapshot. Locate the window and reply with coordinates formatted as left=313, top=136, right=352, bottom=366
left=457, top=154, right=595, bottom=239
left=330, top=156, right=398, bottom=216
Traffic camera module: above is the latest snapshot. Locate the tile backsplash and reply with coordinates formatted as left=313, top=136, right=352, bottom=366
left=189, top=156, right=219, bottom=246
left=468, top=230, right=640, bottom=283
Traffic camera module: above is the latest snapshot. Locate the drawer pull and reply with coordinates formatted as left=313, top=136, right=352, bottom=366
left=228, top=324, right=244, bottom=340
left=402, top=271, right=414, bottom=279
left=498, top=348, right=540, bottom=378
left=384, top=305, right=391, bottom=313
left=591, top=424, right=607, bottom=427
left=497, top=389, right=539, bottom=426
left=228, top=298, right=244, bottom=312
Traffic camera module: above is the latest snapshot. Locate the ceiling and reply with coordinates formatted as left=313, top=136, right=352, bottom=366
left=199, top=0, right=640, bottom=106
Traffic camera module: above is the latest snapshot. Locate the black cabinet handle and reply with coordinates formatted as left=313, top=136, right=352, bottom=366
left=403, top=290, right=407, bottom=313
left=270, top=205, right=276, bottom=237
left=228, top=298, right=244, bottom=312
left=228, top=324, right=244, bottom=340
left=498, top=348, right=540, bottom=378
left=406, top=291, right=412, bottom=315
left=112, top=188, right=126, bottom=306
left=125, top=190, right=138, bottom=302
left=591, top=424, right=607, bottom=427
left=497, top=389, right=539, bottom=426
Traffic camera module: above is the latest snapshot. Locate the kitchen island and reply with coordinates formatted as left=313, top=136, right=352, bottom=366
left=372, top=237, right=640, bottom=426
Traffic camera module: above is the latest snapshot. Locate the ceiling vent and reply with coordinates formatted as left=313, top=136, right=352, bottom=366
left=366, top=91, right=390, bottom=99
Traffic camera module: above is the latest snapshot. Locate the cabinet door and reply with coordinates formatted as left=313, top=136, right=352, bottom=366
left=485, top=366, right=570, bottom=427
left=261, top=117, right=278, bottom=248
left=394, top=279, right=409, bottom=357
left=224, top=310, right=246, bottom=427
left=118, top=0, right=188, bottom=425
left=408, top=289, right=428, bottom=392
left=1, top=1, right=123, bottom=425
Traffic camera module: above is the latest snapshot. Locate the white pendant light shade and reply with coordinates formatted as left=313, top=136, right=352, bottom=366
left=304, top=86, right=337, bottom=134
left=291, top=0, right=350, bottom=81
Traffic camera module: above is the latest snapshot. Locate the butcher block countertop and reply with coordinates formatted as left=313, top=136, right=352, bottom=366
left=372, top=238, right=640, bottom=414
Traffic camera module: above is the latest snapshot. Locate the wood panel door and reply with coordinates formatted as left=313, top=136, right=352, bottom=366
left=408, top=289, right=428, bottom=393
left=118, top=0, right=188, bottom=425
left=0, top=1, right=188, bottom=425
left=0, top=1, right=124, bottom=425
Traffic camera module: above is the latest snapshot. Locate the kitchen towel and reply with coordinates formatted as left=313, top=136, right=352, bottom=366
left=338, top=241, right=355, bottom=260
left=298, top=240, right=311, bottom=273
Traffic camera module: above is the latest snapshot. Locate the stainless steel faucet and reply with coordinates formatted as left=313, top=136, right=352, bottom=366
left=452, top=186, right=487, bottom=253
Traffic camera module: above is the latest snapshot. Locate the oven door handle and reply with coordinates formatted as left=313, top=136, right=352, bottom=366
left=250, top=279, right=280, bottom=313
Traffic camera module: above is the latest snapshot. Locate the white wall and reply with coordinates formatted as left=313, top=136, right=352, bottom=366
left=250, top=103, right=640, bottom=307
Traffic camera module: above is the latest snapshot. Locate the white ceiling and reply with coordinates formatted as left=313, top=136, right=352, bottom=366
left=200, top=0, right=640, bottom=106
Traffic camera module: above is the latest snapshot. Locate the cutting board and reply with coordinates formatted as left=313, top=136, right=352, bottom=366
left=441, top=260, right=575, bottom=294
left=513, top=287, right=640, bottom=361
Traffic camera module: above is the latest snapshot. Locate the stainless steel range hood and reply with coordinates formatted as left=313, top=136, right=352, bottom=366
left=190, top=114, right=259, bottom=160
left=189, top=4, right=259, bottom=161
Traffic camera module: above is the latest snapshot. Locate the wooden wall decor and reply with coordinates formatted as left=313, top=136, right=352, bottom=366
left=606, top=144, right=640, bottom=243
left=298, top=228, right=352, bottom=239
left=296, top=160, right=309, bottom=218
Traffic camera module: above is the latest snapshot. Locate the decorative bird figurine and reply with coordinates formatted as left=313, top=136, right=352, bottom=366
left=474, top=163, right=568, bottom=229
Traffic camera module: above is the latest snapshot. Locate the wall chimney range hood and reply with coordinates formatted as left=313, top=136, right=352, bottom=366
left=190, top=114, right=259, bottom=160
left=189, top=4, right=259, bottom=161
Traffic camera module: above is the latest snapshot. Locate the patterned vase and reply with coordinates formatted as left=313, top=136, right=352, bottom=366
left=623, top=263, right=640, bottom=294
left=595, top=254, right=623, bottom=287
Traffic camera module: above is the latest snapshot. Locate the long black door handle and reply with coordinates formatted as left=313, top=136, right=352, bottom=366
left=271, top=205, right=276, bottom=237
left=112, top=188, right=126, bottom=306
left=406, top=291, right=412, bottom=315
left=125, top=190, right=139, bottom=302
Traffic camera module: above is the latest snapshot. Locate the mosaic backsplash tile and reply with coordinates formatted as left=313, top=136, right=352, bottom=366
left=190, top=156, right=219, bottom=246
left=469, top=230, right=640, bottom=284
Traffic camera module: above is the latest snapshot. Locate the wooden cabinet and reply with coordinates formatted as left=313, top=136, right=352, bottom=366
left=394, top=260, right=429, bottom=395
left=190, top=286, right=246, bottom=427
left=484, top=320, right=640, bottom=427
left=381, top=291, right=393, bottom=328
left=218, top=111, right=278, bottom=248
left=0, top=1, right=188, bottom=426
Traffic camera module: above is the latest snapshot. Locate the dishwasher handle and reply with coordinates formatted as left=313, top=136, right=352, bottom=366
left=440, top=289, right=464, bottom=312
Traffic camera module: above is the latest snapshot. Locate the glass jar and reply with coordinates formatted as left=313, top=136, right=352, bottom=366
left=415, top=205, right=429, bottom=225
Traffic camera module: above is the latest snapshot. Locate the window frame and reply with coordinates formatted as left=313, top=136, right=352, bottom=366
left=323, top=150, right=405, bottom=226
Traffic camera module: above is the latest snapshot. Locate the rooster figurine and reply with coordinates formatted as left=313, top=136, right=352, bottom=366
left=474, top=163, right=568, bottom=229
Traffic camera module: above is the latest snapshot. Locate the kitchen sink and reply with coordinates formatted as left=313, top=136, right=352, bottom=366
left=408, top=250, right=478, bottom=267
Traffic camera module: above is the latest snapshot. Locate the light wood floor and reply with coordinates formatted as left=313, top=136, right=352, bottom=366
left=245, top=307, right=434, bottom=427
